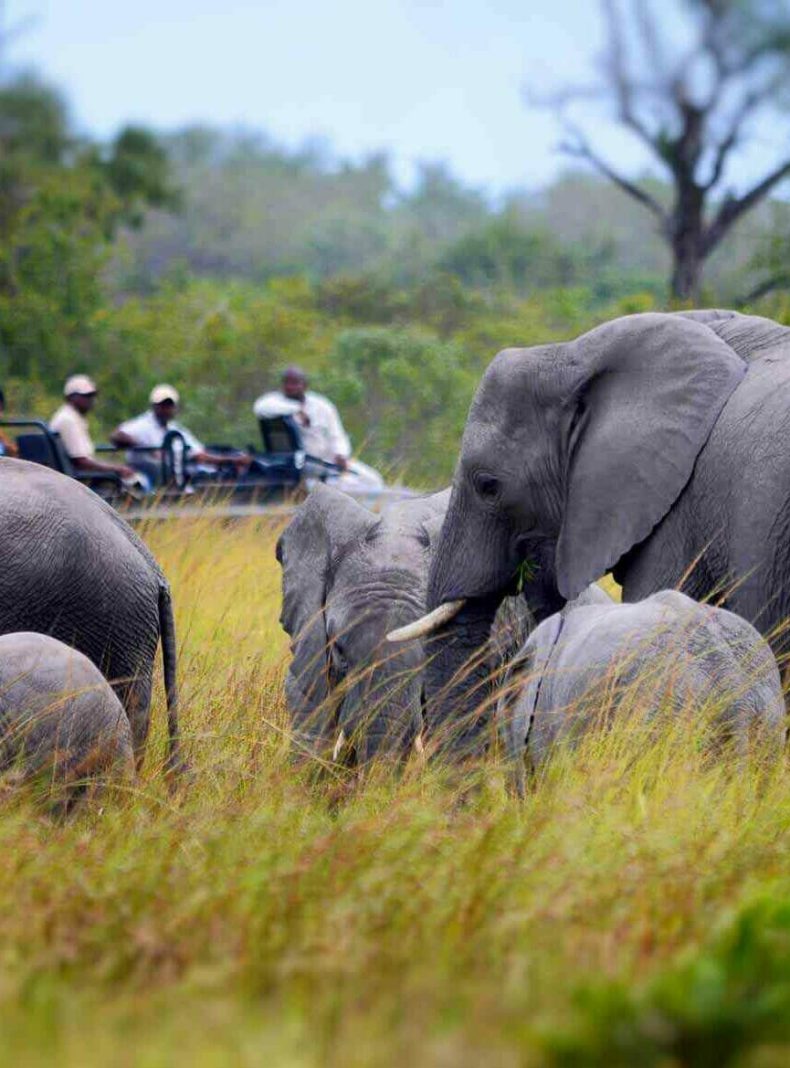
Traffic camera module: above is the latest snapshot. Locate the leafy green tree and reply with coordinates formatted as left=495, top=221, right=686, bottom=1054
left=439, top=215, right=581, bottom=292
left=0, top=73, right=70, bottom=164
left=320, top=326, right=477, bottom=483
left=0, top=74, right=176, bottom=387
left=0, top=169, right=110, bottom=379
left=99, top=126, right=179, bottom=230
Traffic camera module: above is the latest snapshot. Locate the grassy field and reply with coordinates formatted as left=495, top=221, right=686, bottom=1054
left=0, top=515, right=789, bottom=1066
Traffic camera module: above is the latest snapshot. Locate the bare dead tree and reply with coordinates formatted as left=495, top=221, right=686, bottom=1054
left=529, top=0, right=790, bottom=300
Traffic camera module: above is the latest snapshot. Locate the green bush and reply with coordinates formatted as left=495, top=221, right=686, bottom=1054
left=320, top=326, right=477, bottom=484
left=549, top=897, right=790, bottom=1067
left=0, top=268, right=685, bottom=486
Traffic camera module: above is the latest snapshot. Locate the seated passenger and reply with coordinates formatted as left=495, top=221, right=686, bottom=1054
left=111, top=385, right=249, bottom=486
left=253, top=366, right=382, bottom=490
left=50, top=375, right=136, bottom=482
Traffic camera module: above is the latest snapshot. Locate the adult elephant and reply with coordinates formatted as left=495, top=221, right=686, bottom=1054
left=277, top=484, right=535, bottom=765
left=391, top=309, right=790, bottom=756
left=0, top=460, right=180, bottom=770
left=277, top=485, right=450, bottom=764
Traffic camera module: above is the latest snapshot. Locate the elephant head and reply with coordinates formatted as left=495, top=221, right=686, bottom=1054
left=390, top=312, right=747, bottom=757
left=276, top=484, right=450, bottom=764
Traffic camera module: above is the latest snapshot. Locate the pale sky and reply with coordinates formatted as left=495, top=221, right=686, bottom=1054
left=6, top=0, right=786, bottom=195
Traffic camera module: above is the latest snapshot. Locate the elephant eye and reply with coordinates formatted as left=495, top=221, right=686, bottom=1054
left=473, top=472, right=501, bottom=501
left=330, top=640, right=349, bottom=676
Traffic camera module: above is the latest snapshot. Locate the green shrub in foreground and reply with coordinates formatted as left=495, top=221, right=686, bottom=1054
left=550, top=898, right=790, bottom=1067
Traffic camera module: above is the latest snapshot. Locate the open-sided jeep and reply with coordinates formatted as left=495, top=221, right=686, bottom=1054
left=0, top=413, right=344, bottom=506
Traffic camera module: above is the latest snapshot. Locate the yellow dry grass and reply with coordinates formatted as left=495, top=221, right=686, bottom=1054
left=0, top=514, right=786, bottom=1067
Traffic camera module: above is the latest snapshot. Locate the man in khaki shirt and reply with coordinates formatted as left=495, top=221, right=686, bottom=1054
left=50, top=375, right=134, bottom=481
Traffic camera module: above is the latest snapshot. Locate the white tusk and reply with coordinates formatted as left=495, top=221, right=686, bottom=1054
left=413, top=732, right=425, bottom=755
left=332, top=729, right=346, bottom=762
left=386, top=599, right=467, bottom=643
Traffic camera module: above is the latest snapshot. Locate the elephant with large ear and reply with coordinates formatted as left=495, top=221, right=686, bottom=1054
left=276, top=485, right=451, bottom=763
left=498, top=591, right=786, bottom=797
left=276, top=484, right=535, bottom=764
left=0, top=461, right=180, bottom=772
left=392, top=309, right=790, bottom=757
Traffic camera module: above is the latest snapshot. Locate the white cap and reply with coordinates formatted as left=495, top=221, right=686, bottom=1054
left=150, top=384, right=180, bottom=405
left=63, top=374, right=97, bottom=397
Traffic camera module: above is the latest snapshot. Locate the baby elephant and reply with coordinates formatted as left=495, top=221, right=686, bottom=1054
left=498, top=591, right=786, bottom=794
left=0, top=633, right=134, bottom=812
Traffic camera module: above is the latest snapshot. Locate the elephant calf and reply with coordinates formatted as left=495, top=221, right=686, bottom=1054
left=498, top=591, right=785, bottom=794
left=0, top=632, right=134, bottom=812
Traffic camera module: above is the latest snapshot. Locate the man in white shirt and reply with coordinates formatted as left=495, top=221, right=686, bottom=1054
left=111, top=384, right=249, bottom=485
left=50, top=375, right=135, bottom=482
left=253, top=366, right=383, bottom=491
left=253, top=366, right=351, bottom=468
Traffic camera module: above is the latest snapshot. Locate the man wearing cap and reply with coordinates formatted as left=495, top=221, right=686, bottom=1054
left=111, top=385, right=248, bottom=485
left=50, top=375, right=135, bottom=481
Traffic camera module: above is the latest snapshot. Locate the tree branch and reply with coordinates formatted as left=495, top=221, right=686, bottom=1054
left=703, top=97, right=755, bottom=192
left=559, top=129, right=670, bottom=234
left=705, top=72, right=789, bottom=192
left=738, top=273, right=790, bottom=305
left=600, top=0, right=660, bottom=151
left=706, top=157, right=790, bottom=251
left=632, top=0, right=670, bottom=86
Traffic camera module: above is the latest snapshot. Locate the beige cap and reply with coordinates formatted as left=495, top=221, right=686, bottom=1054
left=150, top=384, right=180, bottom=405
left=63, top=374, right=97, bottom=397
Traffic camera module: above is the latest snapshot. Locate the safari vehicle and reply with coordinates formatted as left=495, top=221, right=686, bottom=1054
left=0, top=414, right=345, bottom=508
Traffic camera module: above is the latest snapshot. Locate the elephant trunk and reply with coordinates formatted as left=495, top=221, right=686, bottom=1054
left=336, top=662, right=423, bottom=765
left=422, top=594, right=503, bottom=760
left=416, top=491, right=517, bottom=759
left=418, top=486, right=567, bottom=761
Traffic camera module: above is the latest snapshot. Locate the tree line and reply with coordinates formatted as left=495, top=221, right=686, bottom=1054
left=5, top=0, right=790, bottom=484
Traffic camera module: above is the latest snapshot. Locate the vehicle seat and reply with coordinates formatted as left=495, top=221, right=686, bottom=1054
left=255, top=415, right=305, bottom=485
left=17, top=430, right=121, bottom=496
left=258, top=414, right=304, bottom=455
left=257, top=414, right=343, bottom=484
left=16, top=433, right=61, bottom=470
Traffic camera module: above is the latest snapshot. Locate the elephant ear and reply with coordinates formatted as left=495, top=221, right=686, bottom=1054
left=556, top=313, right=747, bottom=601
left=276, top=484, right=376, bottom=746
left=396, top=488, right=451, bottom=547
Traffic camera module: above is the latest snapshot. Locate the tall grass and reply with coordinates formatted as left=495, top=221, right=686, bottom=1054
left=0, top=514, right=788, bottom=1066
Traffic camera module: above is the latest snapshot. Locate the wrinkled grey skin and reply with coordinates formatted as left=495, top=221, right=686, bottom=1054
left=0, top=460, right=180, bottom=770
left=278, top=485, right=448, bottom=762
left=0, top=632, right=134, bottom=812
left=277, top=484, right=534, bottom=764
left=426, top=310, right=790, bottom=756
left=498, top=591, right=786, bottom=796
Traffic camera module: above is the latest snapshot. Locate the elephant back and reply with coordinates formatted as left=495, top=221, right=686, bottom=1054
left=0, top=461, right=162, bottom=658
